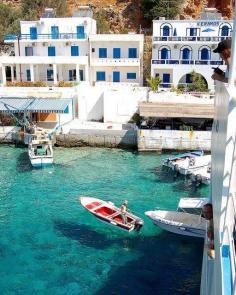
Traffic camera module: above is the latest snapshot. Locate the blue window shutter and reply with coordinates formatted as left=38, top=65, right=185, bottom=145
left=182, top=48, right=190, bottom=60
left=161, top=48, right=170, bottom=59
left=127, top=73, right=136, bottom=79
left=48, top=46, right=56, bottom=56
left=128, top=48, right=137, bottom=58
left=77, top=26, right=85, bottom=39
left=26, top=69, right=31, bottom=81
left=221, top=26, right=229, bottom=36
left=71, top=46, right=79, bottom=56
left=113, top=48, right=121, bottom=58
left=190, top=28, right=197, bottom=36
left=79, top=69, right=84, bottom=81
left=51, top=26, right=59, bottom=39
left=96, top=71, right=106, bottom=81
left=113, top=71, right=120, bottom=82
left=99, top=48, right=107, bottom=58
left=30, top=27, right=37, bottom=40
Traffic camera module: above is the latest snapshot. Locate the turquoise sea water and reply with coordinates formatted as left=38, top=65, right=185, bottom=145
left=0, top=146, right=209, bottom=294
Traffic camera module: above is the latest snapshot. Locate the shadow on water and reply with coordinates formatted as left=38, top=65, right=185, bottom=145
left=16, top=151, right=32, bottom=173
left=151, top=166, right=180, bottom=184
left=54, top=220, right=203, bottom=295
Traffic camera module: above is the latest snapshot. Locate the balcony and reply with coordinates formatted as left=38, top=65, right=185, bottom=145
left=152, top=59, right=223, bottom=65
left=91, top=58, right=140, bottom=67
left=153, top=36, right=229, bottom=43
left=4, top=33, right=88, bottom=42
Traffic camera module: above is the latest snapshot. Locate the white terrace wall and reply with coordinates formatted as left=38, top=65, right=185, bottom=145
left=138, top=129, right=211, bottom=151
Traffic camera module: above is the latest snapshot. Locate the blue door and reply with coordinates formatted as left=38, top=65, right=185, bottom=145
left=163, top=26, right=170, bottom=36
left=221, top=25, right=229, bottom=36
left=51, top=26, right=59, bottom=39
left=113, top=71, right=120, bottom=82
left=99, top=48, right=107, bottom=58
left=113, top=48, right=121, bottom=59
left=96, top=71, right=106, bottom=81
left=77, top=26, right=85, bottom=39
left=47, top=69, right=53, bottom=81
left=48, top=46, right=56, bottom=56
left=163, top=73, right=170, bottom=88
left=161, top=48, right=170, bottom=60
left=30, top=27, right=37, bottom=40
left=128, top=48, right=137, bottom=58
left=69, top=70, right=73, bottom=81
left=71, top=46, right=79, bottom=56
left=182, top=48, right=190, bottom=64
left=26, top=69, right=31, bottom=81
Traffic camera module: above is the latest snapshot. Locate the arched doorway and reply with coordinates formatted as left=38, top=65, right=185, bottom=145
left=178, top=72, right=208, bottom=91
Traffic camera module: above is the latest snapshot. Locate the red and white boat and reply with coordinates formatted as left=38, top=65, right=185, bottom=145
left=80, top=196, right=144, bottom=232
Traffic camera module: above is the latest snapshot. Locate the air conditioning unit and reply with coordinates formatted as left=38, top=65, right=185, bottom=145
left=32, top=42, right=36, bottom=47
left=43, top=42, right=48, bottom=46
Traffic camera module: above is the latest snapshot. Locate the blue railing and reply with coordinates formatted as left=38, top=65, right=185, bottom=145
left=152, top=59, right=223, bottom=65
left=4, top=33, right=87, bottom=41
left=153, top=36, right=230, bottom=42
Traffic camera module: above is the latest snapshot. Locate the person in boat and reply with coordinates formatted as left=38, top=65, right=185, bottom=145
left=120, top=200, right=128, bottom=224
left=211, top=39, right=231, bottom=83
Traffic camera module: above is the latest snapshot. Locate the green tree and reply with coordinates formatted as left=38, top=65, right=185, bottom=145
left=0, top=4, right=22, bottom=43
left=146, top=76, right=162, bottom=92
left=142, top=0, right=182, bottom=21
left=187, top=71, right=208, bottom=92
left=94, top=10, right=110, bottom=34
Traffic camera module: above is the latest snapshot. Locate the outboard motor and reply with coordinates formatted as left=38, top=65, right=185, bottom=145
left=134, top=218, right=144, bottom=232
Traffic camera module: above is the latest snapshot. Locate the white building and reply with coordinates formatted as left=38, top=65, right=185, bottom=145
left=151, top=8, right=233, bottom=91
left=1, top=7, right=144, bottom=86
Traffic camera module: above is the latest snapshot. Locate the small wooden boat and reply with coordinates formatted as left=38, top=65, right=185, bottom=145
left=80, top=196, right=144, bottom=232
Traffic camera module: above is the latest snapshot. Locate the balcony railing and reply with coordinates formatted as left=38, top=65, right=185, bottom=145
left=4, top=33, right=87, bottom=41
left=153, top=36, right=229, bottom=42
left=91, top=58, right=140, bottom=65
left=152, top=59, right=223, bottom=65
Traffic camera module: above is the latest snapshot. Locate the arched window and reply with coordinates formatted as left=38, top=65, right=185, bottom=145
left=200, top=48, right=210, bottom=60
left=221, top=25, right=229, bottom=36
left=160, top=48, right=170, bottom=59
left=163, top=26, right=170, bottom=36
left=182, top=48, right=191, bottom=60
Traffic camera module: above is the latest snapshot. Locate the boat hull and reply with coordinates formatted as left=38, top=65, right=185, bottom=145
left=30, top=157, right=53, bottom=168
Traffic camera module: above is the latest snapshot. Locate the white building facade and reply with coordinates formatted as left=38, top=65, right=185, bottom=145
left=151, top=9, right=233, bottom=91
left=1, top=7, right=144, bottom=86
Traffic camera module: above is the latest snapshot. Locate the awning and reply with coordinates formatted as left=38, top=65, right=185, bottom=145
left=0, top=98, right=70, bottom=113
left=139, top=102, right=214, bottom=118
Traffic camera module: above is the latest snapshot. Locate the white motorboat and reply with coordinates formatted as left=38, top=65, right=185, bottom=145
left=28, top=138, right=53, bottom=168
left=162, top=150, right=204, bottom=172
left=145, top=210, right=206, bottom=238
left=177, top=155, right=211, bottom=176
left=190, top=165, right=211, bottom=185
left=177, top=197, right=209, bottom=215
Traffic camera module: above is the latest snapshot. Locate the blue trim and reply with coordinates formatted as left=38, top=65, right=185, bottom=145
left=64, top=105, right=69, bottom=114
left=30, top=27, right=37, bottom=40
left=26, top=69, right=31, bottom=81
left=127, top=73, right=136, bottom=79
left=71, top=46, right=79, bottom=56
left=113, top=48, right=121, bottom=59
left=47, top=69, right=53, bottom=81
left=77, top=26, right=85, bottom=39
left=128, top=48, right=137, bottom=58
left=221, top=245, right=232, bottom=295
left=51, top=26, right=59, bottom=39
left=113, top=71, right=120, bottom=82
left=48, top=46, right=56, bottom=57
left=99, top=48, right=107, bottom=58
left=96, top=71, right=106, bottom=81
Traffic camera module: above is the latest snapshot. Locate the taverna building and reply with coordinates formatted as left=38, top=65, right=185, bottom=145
left=2, top=7, right=144, bottom=86
left=151, top=8, right=233, bottom=91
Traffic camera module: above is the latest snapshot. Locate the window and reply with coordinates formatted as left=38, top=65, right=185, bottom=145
left=26, top=69, right=31, bottom=81
left=200, top=48, right=210, bottom=60
left=79, top=69, right=84, bottom=81
left=113, top=48, right=121, bottom=59
left=160, top=48, right=170, bottom=59
left=128, top=48, right=137, bottom=58
left=48, top=46, right=56, bottom=56
left=190, top=28, right=197, bottom=36
left=113, top=71, right=120, bottom=82
left=77, top=26, right=85, bottom=39
left=163, top=26, right=170, bottom=36
left=47, top=69, right=53, bottom=81
left=71, top=46, right=79, bottom=56
left=182, top=48, right=190, bottom=60
left=127, top=73, right=136, bottom=79
left=51, top=26, right=59, bottom=39
left=69, top=69, right=76, bottom=81
left=221, top=25, right=229, bottom=36
left=30, top=27, right=37, bottom=40
left=25, top=47, right=33, bottom=56
left=96, top=71, right=106, bottom=81
left=99, top=48, right=107, bottom=58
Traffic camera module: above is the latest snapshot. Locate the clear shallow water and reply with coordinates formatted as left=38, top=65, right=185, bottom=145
left=0, top=146, right=209, bottom=294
